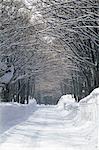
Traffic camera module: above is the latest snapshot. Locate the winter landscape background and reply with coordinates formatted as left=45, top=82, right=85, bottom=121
left=0, top=0, right=99, bottom=150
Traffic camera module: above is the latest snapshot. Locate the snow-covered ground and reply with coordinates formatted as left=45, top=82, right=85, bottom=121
left=0, top=89, right=98, bottom=150
left=0, top=99, right=37, bottom=134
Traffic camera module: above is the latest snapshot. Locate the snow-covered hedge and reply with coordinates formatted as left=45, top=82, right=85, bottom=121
left=0, top=99, right=37, bottom=134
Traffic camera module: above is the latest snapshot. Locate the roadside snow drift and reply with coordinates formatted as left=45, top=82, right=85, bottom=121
left=80, top=88, right=99, bottom=104
left=57, top=95, right=76, bottom=110
left=79, top=88, right=99, bottom=121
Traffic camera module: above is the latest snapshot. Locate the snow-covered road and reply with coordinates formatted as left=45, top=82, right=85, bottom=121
left=0, top=103, right=97, bottom=150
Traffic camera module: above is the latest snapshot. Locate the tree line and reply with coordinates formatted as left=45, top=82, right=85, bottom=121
left=0, top=0, right=99, bottom=103
left=38, top=0, right=99, bottom=101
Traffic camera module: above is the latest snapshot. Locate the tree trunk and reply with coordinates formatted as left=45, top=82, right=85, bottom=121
left=26, top=78, right=30, bottom=104
left=16, top=80, right=20, bottom=103
left=20, top=81, right=25, bottom=104
left=2, top=84, right=10, bottom=102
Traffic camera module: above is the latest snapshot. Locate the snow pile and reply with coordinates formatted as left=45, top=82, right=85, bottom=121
left=57, top=95, right=76, bottom=110
left=79, top=88, right=99, bottom=122
left=0, top=99, right=37, bottom=134
left=80, top=88, right=99, bottom=104
left=79, top=88, right=99, bottom=149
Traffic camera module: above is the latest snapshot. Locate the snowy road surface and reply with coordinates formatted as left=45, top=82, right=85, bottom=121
left=0, top=103, right=97, bottom=150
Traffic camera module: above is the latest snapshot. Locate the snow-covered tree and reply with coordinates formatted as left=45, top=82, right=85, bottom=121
left=0, top=0, right=41, bottom=103
left=36, top=0, right=99, bottom=100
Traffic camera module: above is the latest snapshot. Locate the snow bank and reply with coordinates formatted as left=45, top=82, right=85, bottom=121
left=78, top=88, right=99, bottom=149
left=57, top=95, right=77, bottom=110
left=79, top=88, right=99, bottom=122
left=0, top=99, right=37, bottom=134
left=56, top=95, right=79, bottom=119
left=80, top=88, right=99, bottom=104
